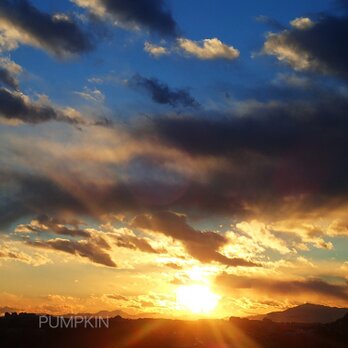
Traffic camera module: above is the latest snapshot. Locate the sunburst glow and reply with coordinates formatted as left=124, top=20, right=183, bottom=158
left=176, top=285, right=220, bottom=314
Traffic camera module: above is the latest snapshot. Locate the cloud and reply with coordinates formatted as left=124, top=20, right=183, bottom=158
left=74, top=87, right=105, bottom=103
left=0, top=88, right=81, bottom=124
left=0, top=239, right=49, bottom=266
left=131, top=211, right=258, bottom=267
left=144, top=38, right=240, bottom=61
left=0, top=170, right=138, bottom=229
left=1, top=81, right=348, bottom=234
left=72, top=0, right=178, bottom=37
left=270, top=220, right=334, bottom=250
left=113, top=234, right=163, bottom=254
left=236, top=220, right=291, bottom=255
left=216, top=273, right=348, bottom=302
left=15, top=214, right=91, bottom=238
left=140, top=90, right=348, bottom=219
left=129, top=74, right=200, bottom=108
left=0, top=57, right=22, bottom=89
left=290, top=17, right=315, bottom=30
left=0, top=0, right=94, bottom=58
left=263, top=12, right=348, bottom=79
left=26, top=236, right=116, bottom=267
left=177, top=38, right=240, bottom=60
left=0, top=88, right=111, bottom=126
left=144, top=41, right=168, bottom=57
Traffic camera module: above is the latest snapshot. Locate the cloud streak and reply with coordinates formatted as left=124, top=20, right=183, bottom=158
left=129, top=74, right=200, bottom=108
left=216, top=273, right=348, bottom=302
left=26, top=237, right=116, bottom=267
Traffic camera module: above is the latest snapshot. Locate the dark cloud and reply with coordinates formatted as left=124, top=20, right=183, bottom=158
left=263, top=10, right=348, bottom=79
left=2, top=85, right=348, bottom=227
left=75, top=0, right=178, bottom=37
left=0, top=88, right=76, bottom=124
left=0, top=171, right=137, bottom=229
left=0, top=88, right=111, bottom=126
left=17, top=215, right=91, bottom=238
left=131, top=211, right=258, bottom=267
left=0, top=68, right=19, bottom=90
left=26, top=237, right=116, bottom=267
left=129, top=74, right=199, bottom=109
left=112, top=234, right=164, bottom=254
left=216, top=273, right=348, bottom=302
left=140, top=90, right=348, bottom=218
left=0, top=0, right=94, bottom=57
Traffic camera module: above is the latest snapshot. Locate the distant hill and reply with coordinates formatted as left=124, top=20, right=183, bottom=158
left=249, top=303, right=348, bottom=323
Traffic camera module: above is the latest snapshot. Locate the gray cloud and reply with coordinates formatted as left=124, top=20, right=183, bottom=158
left=129, top=74, right=199, bottom=109
left=26, top=237, right=116, bottom=267
left=138, top=90, right=348, bottom=219
left=263, top=9, right=348, bottom=79
left=0, top=67, right=19, bottom=90
left=113, top=234, right=164, bottom=254
left=132, top=211, right=258, bottom=267
left=0, top=88, right=76, bottom=124
left=0, top=88, right=111, bottom=126
left=0, top=0, right=94, bottom=58
left=16, top=214, right=91, bottom=238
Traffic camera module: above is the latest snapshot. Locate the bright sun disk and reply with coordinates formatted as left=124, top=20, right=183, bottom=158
left=176, top=284, right=220, bottom=314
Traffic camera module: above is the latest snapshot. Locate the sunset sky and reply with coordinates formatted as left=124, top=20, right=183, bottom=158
left=0, top=0, right=348, bottom=319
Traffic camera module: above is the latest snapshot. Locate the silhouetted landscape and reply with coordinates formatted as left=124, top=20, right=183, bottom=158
left=248, top=303, right=348, bottom=323
left=1, top=304, right=348, bottom=348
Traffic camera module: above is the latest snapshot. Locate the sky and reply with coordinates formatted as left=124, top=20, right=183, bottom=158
left=0, top=0, right=348, bottom=319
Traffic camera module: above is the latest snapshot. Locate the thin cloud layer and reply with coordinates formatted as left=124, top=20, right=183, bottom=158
left=216, top=273, right=348, bottom=303
left=129, top=74, right=200, bottom=108
left=72, top=0, right=178, bottom=36
left=0, top=0, right=94, bottom=58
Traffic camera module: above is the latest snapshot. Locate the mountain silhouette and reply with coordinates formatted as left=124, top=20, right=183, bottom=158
left=249, top=303, right=348, bottom=323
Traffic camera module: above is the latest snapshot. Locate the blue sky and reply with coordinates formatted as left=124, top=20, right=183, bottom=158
left=10, top=0, right=333, bottom=113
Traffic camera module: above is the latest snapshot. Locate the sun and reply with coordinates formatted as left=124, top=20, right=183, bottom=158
left=176, top=284, right=220, bottom=314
